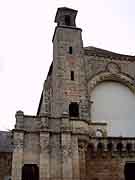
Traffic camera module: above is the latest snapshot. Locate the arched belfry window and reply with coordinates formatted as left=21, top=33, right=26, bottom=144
left=65, top=15, right=71, bottom=26
left=69, top=102, right=79, bottom=117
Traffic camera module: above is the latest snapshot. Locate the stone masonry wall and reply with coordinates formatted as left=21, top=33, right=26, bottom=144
left=85, top=152, right=135, bottom=180
left=52, top=26, right=88, bottom=118
left=85, top=152, right=123, bottom=180
left=0, top=152, right=12, bottom=180
left=79, top=137, right=135, bottom=180
left=84, top=55, right=135, bottom=83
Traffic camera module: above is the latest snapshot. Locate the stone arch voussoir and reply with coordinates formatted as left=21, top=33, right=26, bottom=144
left=88, top=71, right=135, bottom=95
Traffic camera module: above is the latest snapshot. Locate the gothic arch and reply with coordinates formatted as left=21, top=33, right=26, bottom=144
left=88, top=71, right=135, bottom=95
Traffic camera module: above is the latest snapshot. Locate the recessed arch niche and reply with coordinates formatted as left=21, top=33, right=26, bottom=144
left=90, top=81, right=135, bottom=137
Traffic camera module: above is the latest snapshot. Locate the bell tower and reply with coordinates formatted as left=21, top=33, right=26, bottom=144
left=55, top=7, right=77, bottom=27
left=51, top=7, right=90, bottom=120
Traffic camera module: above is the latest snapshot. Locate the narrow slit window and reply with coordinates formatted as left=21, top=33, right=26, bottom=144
left=71, top=71, right=74, bottom=80
left=69, top=46, right=73, bottom=54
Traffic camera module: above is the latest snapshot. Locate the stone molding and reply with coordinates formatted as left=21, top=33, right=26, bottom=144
left=84, top=46, right=135, bottom=61
left=88, top=71, right=135, bottom=94
left=13, top=132, right=24, bottom=150
left=83, top=137, right=135, bottom=156
left=106, top=62, right=121, bottom=73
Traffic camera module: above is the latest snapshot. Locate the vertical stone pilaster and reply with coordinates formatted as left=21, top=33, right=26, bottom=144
left=80, top=97, right=90, bottom=121
left=62, top=132, right=72, bottom=180
left=40, top=132, right=50, bottom=180
left=50, top=134, right=61, bottom=180
left=120, top=161, right=125, bottom=180
left=72, top=135, right=80, bottom=180
left=79, top=142, right=87, bottom=180
left=12, top=131, right=24, bottom=180
left=15, top=111, right=24, bottom=129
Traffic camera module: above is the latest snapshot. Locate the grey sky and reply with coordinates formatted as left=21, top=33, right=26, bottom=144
left=0, top=0, right=135, bottom=130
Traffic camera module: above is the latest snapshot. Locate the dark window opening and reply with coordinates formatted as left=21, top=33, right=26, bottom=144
left=69, top=102, right=79, bottom=117
left=97, top=142, right=104, bottom=152
left=87, top=144, right=94, bottom=153
left=69, top=46, right=73, bottom=54
left=107, top=142, right=113, bottom=151
left=126, top=143, right=132, bottom=152
left=124, top=162, right=135, bottom=180
left=22, top=164, right=39, bottom=180
left=65, top=15, right=71, bottom=26
left=71, top=71, right=74, bottom=80
left=117, top=142, right=123, bottom=152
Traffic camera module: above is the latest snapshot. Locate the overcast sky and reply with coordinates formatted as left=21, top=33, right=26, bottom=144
left=0, top=0, right=135, bottom=130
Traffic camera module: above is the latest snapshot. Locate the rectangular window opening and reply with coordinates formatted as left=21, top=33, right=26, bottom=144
left=69, top=102, right=79, bottom=117
left=69, top=46, right=73, bottom=54
left=65, top=15, right=71, bottom=26
left=71, top=71, right=74, bottom=80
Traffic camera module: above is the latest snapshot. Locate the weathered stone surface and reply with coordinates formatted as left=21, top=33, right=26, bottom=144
left=0, top=152, right=12, bottom=180
left=1, top=6, right=135, bottom=180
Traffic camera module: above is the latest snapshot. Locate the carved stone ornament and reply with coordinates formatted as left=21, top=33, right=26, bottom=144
left=40, top=137, right=49, bottom=151
left=88, top=72, right=135, bottom=94
left=62, top=144, right=72, bottom=158
left=107, top=62, right=120, bottom=74
left=78, top=141, right=88, bottom=152
left=14, top=134, right=24, bottom=149
left=40, top=117, right=48, bottom=129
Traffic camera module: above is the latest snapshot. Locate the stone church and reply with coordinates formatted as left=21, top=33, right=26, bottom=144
left=1, top=7, right=135, bottom=180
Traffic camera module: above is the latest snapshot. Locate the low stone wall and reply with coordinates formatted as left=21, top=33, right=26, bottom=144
left=79, top=137, right=135, bottom=180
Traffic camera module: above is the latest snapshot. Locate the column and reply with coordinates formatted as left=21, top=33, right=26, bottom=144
left=72, top=135, right=80, bottom=180
left=12, top=131, right=24, bottom=180
left=79, top=142, right=87, bottom=180
left=40, top=132, right=50, bottom=180
left=62, top=132, right=73, bottom=180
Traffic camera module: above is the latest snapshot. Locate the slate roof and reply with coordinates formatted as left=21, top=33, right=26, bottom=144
left=0, top=131, right=13, bottom=152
